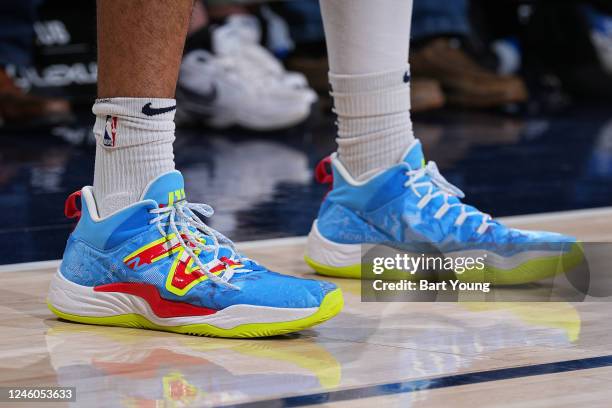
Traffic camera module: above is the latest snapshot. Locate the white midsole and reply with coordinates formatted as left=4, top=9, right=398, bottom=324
left=306, top=220, right=361, bottom=267
left=306, top=220, right=573, bottom=270
left=306, top=221, right=423, bottom=269
left=47, top=271, right=317, bottom=329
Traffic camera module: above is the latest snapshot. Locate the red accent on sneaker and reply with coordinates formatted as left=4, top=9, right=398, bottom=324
left=94, top=282, right=218, bottom=317
left=170, top=256, right=241, bottom=291
left=65, top=191, right=82, bottom=221
left=315, top=156, right=333, bottom=192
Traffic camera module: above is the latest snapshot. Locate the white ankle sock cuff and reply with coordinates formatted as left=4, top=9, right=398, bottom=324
left=329, top=67, right=411, bottom=117
left=336, top=114, right=412, bottom=138
left=331, top=87, right=411, bottom=117
left=93, top=98, right=176, bottom=149
left=93, top=97, right=177, bottom=121
left=328, top=65, right=411, bottom=92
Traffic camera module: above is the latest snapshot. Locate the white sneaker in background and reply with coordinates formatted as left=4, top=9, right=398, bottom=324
left=177, top=15, right=316, bottom=131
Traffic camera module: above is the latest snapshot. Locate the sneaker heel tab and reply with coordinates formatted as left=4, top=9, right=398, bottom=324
left=315, top=156, right=333, bottom=185
left=64, top=191, right=82, bottom=222
left=315, top=155, right=336, bottom=200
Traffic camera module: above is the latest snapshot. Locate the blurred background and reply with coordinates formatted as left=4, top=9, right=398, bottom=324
left=2, top=0, right=612, bottom=264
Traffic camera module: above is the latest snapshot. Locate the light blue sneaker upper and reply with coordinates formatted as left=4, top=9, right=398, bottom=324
left=61, top=171, right=336, bottom=310
left=316, top=140, right=576, bottom=255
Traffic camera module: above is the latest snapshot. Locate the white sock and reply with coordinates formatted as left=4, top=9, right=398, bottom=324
left=330, top=67, right=414, bottom=180
left=92, top=97, right=176, bottom=217
left=321, top=0, right=415, bottom=180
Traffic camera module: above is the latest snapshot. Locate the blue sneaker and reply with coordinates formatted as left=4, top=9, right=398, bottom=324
left=305, top=140, right=583, bottom=284
left=48, top=171, right=343, bottom=338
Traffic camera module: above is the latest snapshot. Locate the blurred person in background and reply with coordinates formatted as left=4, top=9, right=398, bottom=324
left=463, top=0, right=612, bottom=109
left=0, top=0, right=71, bottom=127
left=409, top=0, right=528, bottom=108
left=281, top=0, right=529, bottom=111
left=176, top=0, right=317, bottom=131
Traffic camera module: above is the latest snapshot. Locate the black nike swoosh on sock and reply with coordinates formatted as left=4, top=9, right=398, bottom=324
left=141, top=103, right=177, bottom=116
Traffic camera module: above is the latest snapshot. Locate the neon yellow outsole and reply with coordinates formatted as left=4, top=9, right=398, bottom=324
left=456, top=242, right=585, bottom=285
left=48, top=288, right=343, bottom=338
left=304, top=256, right=361, bottom=279
left=306, top=242, right=585, bottom=285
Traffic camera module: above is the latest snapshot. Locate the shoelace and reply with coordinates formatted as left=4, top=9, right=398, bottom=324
left=404, top=162, right=492, bottom=234
left=149, top=201, right=251, bottom=290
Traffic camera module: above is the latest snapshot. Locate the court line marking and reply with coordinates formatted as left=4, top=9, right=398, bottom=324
left=2, top=205, right=610, bottom=273
left=224, top=354, right=612, bottom=408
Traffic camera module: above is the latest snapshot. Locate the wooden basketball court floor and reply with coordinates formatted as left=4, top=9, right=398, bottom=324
left=1, top=207, right=612, bottom=408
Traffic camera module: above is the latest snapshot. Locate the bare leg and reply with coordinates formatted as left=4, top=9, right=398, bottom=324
left=97, top=0, right=193, bottom=98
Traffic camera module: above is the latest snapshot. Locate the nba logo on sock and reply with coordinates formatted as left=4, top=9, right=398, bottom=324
left=103, top=115, right=118, bottom=147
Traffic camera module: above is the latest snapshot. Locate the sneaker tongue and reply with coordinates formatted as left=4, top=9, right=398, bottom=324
left=141, top=171, right=186, bottom=207
left=401, top=140, right=426, bottom=170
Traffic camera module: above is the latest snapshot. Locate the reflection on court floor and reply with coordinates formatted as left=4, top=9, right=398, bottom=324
left=2, top=209, right=611, bottom=408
